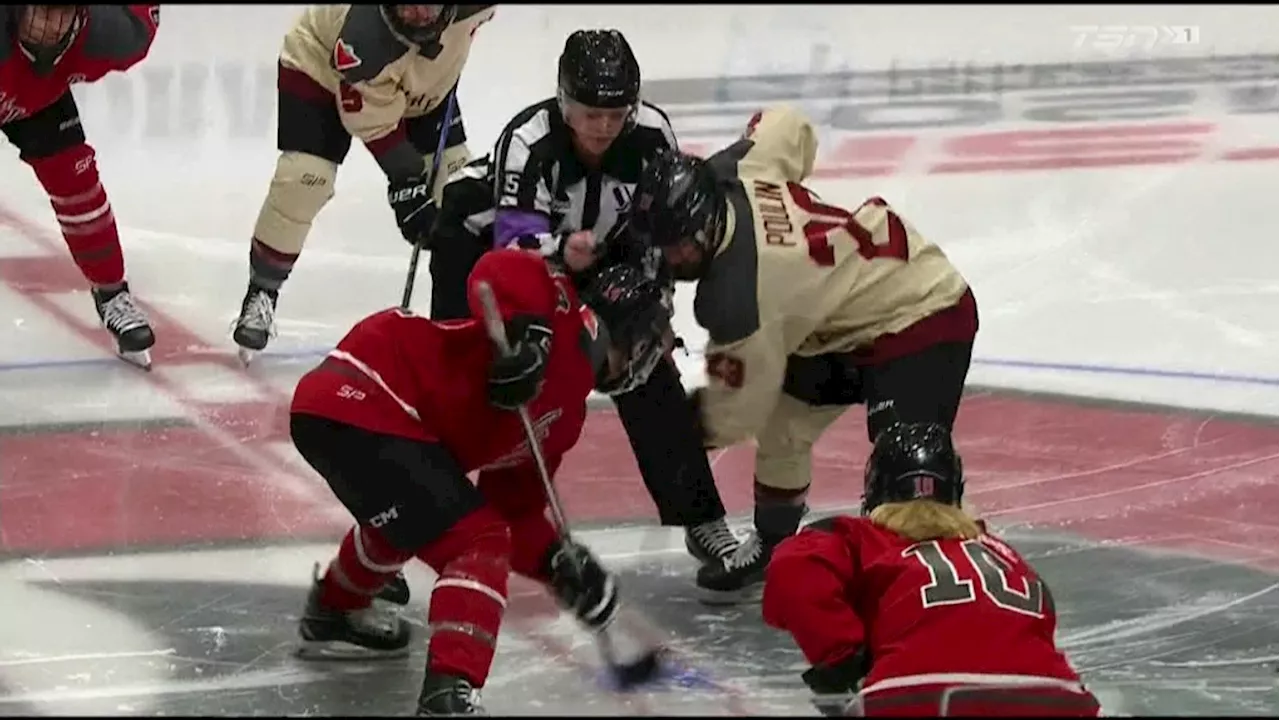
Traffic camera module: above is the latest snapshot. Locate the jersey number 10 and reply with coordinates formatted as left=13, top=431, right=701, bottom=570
left=904, top=538, right=1052, bottom=618
left=786, top=184, right=910, bottom=267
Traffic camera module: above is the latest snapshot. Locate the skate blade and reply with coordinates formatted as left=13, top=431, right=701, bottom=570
left=294, top=639, right=411, bottom=662
left=118, top=349, right=152, bottom=371
left=237, top=346, right=260, bottom=367
left=695, top=583, right=763, bottom=607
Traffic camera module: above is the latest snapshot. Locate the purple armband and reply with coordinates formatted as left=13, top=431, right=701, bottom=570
left=494, top=210, right=552, bottom=250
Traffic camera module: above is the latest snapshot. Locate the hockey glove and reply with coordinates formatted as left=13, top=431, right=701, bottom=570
left=802, top=647, right=872, bottom=717
left=387, top=175, right=438, bottom=246
left=487, top=314, right=553, bottom=410
left=544, top=539, right=620, bottom=632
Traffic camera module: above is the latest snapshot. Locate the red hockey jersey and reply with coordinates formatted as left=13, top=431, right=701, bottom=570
left=290, top=249, right=600, bottom=482
left=763, top=515, right=1099, bottom=716
left=0, top=6, right=158, bottom=124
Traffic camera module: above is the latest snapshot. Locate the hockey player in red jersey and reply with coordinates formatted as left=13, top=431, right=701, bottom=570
left=1, top=5, right=160, bottom=368
left=288, top=248, right=673, bottom=716
left=762, top=423, right=1100, bottom=717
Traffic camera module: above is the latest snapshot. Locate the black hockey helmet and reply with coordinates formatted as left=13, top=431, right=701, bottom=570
left=628, top=149, right=726, bottom=278
left=558, top=29, right=641, bottom=109
left=581, top=263, right=671, bottom=396
left=380, top=5, right=456, bottom=48
left=861, top=423, right=965, bottom=515
left=11, top=5, right=85, bottom=76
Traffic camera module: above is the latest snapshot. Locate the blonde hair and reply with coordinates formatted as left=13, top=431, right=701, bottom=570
left=868, top=499, right=982, bottom=542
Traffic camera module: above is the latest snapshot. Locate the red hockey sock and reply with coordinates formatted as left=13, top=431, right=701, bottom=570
left=26, top=143, right=125, bottom=287
left=416, top=506, right=512, bottom=688
left=319, top=524, right=413, bottom=611
left=507, top=510, right=560, bottom=582
left=248, top=237, right=299, bottom=291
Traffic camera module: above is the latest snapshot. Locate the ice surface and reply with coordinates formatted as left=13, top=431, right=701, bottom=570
left=1, top=4, right=1276, bottom=716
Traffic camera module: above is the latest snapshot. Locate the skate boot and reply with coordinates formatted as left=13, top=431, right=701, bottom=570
left=376, top=571, right=411, bottom=606
left=416, top=672, right=486, bottom=716
left=232, top=282, right=278, bottom=366
left=695, top=531, right=773, bottom=605
left=91, top=282, right=155, bottom=370
left=696, top=498, right=807, bottom=605
left=296, top=564, right=412, bottom=660
left=684, top=516, right=741, bottom=565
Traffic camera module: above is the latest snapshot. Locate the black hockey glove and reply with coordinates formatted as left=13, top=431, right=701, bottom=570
left=487, top=314, right=553, bottom=410
left=802, top=647, right=872, bottom=717
left=387, top=175, right=438, bottom=246
left=544, top=539, right=620, bottom=632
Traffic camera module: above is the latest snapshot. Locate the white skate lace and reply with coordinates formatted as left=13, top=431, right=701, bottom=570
left=453, top=684, right=481, bottom=711
left=100, top=291, right=149, bottom=333
left=722, top=532, right=763, bottom=571
left=423, top=681, right=482, bottom=714
left=237, top=289, right=276, bottom=334
left=690, top=519, right=739, bottom=558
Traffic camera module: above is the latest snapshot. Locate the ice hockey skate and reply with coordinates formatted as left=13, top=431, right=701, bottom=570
left=416, top=672, right=486, bottom=716
left=295, top=564, right=412, bottom=660
left=231, top=282, right=278, bottom=367
left=376, top=571, right=411, bottom=606
left=695, top=532, right=772, bottom=605
left=91, top=282, right=155, bottom=370
left=684, top=517, right=741, bottom=565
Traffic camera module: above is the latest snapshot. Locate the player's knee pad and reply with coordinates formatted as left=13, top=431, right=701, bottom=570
left=252, top=151, right=338, bottom=255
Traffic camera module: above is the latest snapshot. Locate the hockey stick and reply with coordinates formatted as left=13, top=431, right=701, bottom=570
left=473, top=280, right=666, bottom=689
left=399, top=89, right=459, bottom=310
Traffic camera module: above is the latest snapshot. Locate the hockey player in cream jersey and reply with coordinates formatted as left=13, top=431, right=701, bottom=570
left=232, top=4, right=494, bottom=364
left=628, top=106, right=980, bottom=603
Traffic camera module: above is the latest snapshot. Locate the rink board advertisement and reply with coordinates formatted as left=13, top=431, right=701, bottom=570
left=65, top=54, right=1279, bottom=176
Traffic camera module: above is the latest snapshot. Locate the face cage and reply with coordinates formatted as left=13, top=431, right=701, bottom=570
left=17, top=6, right=83, bottom=75
left=597, top=324, right=668, bottom=397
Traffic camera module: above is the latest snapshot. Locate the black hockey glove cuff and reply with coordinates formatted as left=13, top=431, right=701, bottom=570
left=487, top=315, right=553, bottom=410
left=387, top=175, right=438, bottom=246
left=802, top=646, right=872, bottom=696
left=543, top=539, right=620, bottom=632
